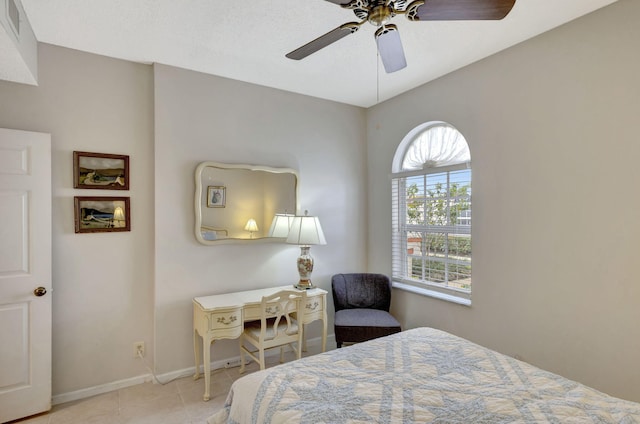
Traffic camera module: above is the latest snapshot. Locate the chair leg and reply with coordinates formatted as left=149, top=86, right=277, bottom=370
left=337, top=341, right=342, bottom=348
left=239, top=338, right=246, bottom=374
left=279, top=346, right=285, bottom=363
left=258, top=348, right=265, bottom=370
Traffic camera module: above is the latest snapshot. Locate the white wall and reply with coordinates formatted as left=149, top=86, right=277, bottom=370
left=153, top=64, right=367, bottom=373
left=0, top=44, right=155, bottom=395
left=368, top=0, right=640, bottom=402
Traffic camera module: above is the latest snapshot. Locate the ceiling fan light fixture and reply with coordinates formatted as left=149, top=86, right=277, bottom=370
left=375, top=24, right=407, bottom=73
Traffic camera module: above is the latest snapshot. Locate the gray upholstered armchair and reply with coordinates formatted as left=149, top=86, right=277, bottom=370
left=331, top=273, right=401, bottom=348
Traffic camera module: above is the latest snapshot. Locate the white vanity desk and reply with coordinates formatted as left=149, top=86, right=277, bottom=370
left=193, top=285, right=328, bottom=401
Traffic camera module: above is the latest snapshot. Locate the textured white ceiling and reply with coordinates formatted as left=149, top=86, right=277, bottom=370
left=20, top=0, right=618, bottom=107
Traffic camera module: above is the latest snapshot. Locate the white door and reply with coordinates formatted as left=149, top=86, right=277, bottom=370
left=0, top=128, right=52, bottom=423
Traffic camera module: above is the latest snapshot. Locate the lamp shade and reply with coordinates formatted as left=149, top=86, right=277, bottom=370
left=286, top=212, right=326, bottom=246
left=244, top=218, right=259, bottom=232
left=267, top=213, right=294, bottom=238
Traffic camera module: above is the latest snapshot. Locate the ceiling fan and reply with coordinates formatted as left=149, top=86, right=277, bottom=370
left=286, top=0, right=516, bottom=73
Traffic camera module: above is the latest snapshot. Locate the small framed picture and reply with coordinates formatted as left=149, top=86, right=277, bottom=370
left=74, top=196, right=130, bottom=233
left=73, top=151, right=129, bottom=190
left=207, top=186, right=226, bottom=208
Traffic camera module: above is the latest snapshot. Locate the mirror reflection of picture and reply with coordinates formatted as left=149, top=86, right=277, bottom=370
left=207, top=186, right=226, bottom=208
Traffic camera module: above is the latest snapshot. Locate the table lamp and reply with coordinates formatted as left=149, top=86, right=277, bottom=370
left=244, top=218, right=258, bottom=238
left=286, top=210, right=326, bottom=289
left=267, top=213, right=295, bottom=238
left=113, top=206, right=125, bottom=228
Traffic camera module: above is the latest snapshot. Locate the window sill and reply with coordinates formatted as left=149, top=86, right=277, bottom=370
left=392, top=281, right=472, bottom=306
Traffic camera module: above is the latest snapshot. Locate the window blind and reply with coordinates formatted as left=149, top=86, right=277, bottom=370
left=392, top=168, right=471, bottom=293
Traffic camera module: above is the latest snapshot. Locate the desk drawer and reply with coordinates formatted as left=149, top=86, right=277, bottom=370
left=304, top=297, right=323, bottom=314
left=245, top=294, right=324, bottom=323
left=243, top=304, right=260, bottom=322
left=209, top=308, right=243, bottom=333
left=302, top=295, right=325, bottom=323
left=209, top=309, right=242, bottom=330
left=207, top=308, right=244, bottom=338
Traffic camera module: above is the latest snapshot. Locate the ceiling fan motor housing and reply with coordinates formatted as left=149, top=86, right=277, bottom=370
left=349, top=0, right=408, bottom=26
left=368, top=3, right=394, bottom=26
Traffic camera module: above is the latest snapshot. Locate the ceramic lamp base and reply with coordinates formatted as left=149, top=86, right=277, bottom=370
left=295, top=246, right=315, bottom=289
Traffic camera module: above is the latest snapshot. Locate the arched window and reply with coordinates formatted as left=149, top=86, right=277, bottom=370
left=391, top=122, right=472, bottom=305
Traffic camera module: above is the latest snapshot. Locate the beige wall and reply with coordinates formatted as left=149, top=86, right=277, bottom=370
left=368, top=0, right=640, bottom=402
left=153, top=64, right=367, bottom=373
left=0, top=44, right=155, bottom=395
left=0, top=46, right=368, bottom=395
left=0, top=43, right=367, bottom=397
left=0, top=0, right=638, bottom=405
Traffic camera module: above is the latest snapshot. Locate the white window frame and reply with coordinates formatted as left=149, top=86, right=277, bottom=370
left=391, top=123, right=472, bottom=306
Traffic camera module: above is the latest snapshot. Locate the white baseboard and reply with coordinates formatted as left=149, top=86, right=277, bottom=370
left=52, top=374, right=151, bottom=405
left=52, top=334, right=334, bottom=406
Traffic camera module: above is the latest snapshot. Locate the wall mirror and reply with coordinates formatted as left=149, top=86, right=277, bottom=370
left=194, top=161, right=298, bottom=245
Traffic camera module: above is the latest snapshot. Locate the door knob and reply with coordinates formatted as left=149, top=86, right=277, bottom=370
left=34, top=287, right=47, bottom=297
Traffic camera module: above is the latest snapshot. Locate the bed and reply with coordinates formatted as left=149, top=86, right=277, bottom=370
left=208, top=327, right=640, bottom=423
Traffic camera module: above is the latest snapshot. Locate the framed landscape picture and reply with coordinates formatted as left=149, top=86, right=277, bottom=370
left=73, top=151, right=129, bottom=190
left=74, top=196, right=130, bottom=233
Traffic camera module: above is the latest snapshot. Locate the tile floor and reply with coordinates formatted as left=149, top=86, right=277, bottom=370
left=10, top=348, right=319, bottom=424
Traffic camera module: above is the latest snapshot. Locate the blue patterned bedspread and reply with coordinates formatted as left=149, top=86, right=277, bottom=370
left=208, top=327, right=640, bottom=423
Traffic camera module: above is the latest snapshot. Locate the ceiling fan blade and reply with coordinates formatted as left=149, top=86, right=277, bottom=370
left=375, top=24, right=407, bottom=73
left=286, top=22, right=360, bottom=60
left=406, top=0, right=516, bottom=21
left=324, top=0, right=354, bottom=4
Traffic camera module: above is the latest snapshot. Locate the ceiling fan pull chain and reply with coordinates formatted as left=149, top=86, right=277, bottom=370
left=377, top=50, right=380, bottom=103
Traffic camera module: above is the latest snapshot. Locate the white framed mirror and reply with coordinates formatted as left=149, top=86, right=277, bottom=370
left=194, top=161, right=299, bottom=245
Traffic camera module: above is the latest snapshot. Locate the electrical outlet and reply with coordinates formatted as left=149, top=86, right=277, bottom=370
left=225, top=358, right=242, bottom=368
left=134, top=341, right=145, bottom=358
